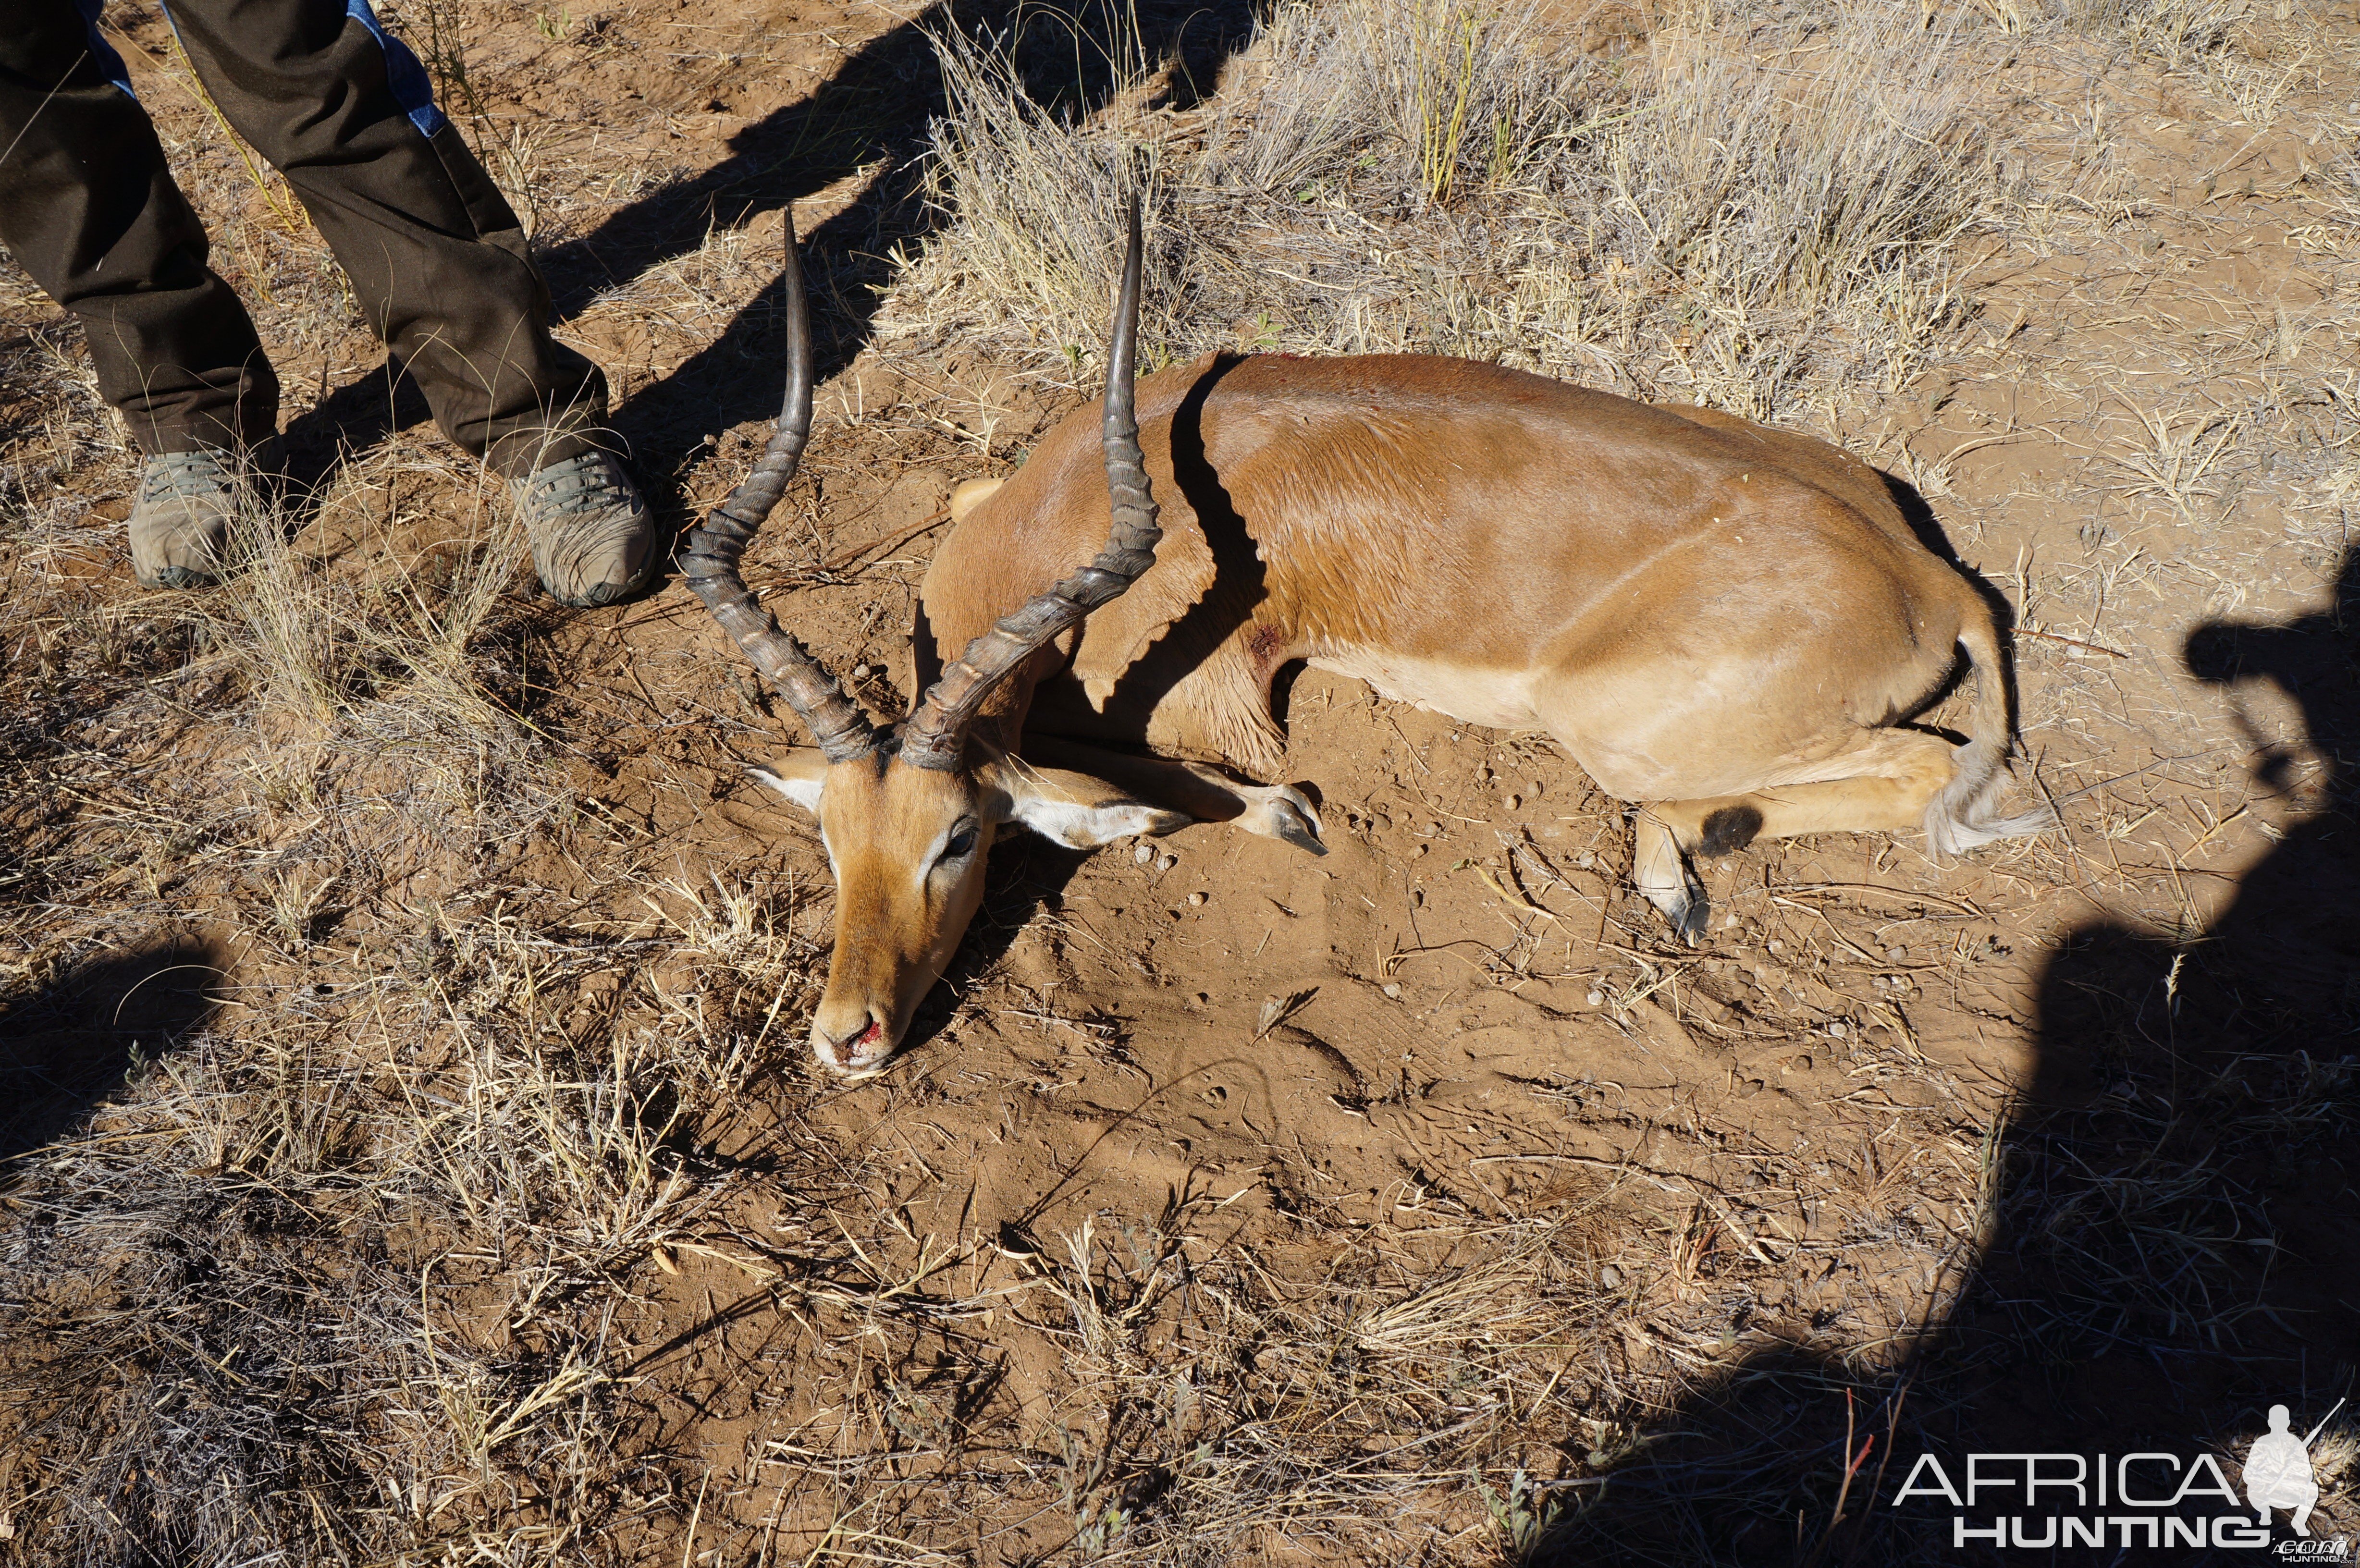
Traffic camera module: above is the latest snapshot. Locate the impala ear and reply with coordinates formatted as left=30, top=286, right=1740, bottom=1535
left=747, top=749, right=830, bottom=815
left=987, top=760, right=1189, bottom=848
left=947, top=476, right=1005, bottom=524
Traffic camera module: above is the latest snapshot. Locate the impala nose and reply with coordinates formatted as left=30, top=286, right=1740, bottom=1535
left=813, top=1014, right=892, bottom=1077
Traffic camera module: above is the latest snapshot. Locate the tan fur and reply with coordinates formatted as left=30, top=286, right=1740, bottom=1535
left=755, top=743, right=1190, bottom=1075
left=772, top=350, right=2042, bottom=1075
left=921, top=352, right=2040, bottom=942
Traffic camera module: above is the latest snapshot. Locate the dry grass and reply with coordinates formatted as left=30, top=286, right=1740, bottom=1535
left=0, top=403, right=851, bottom=1559
left=714, top=1099, right=1985, bottom=1566
left=0, top=915, right=765, bottom=1561
left=6, top=0, right=2360, bottom=1560
left=2080, top=0, right=2252, bottom=68
left=0, top=297, right=669, bottom=1568
left=884, top=0, right=1999, bottom=425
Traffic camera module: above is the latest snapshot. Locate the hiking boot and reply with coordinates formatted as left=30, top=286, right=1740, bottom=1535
left=511, top=450, right=656, bottom=606
left=129, top=446, right=271, bottom=589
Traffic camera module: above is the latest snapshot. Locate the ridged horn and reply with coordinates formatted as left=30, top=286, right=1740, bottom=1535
left=678, top=209, right=881, bottom=763
left=898, top=199, right=1160, bottom=771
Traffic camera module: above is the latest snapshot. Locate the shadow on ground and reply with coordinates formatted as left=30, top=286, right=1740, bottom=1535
left=0, top=936, right=226, bottom=1165
left=1549, top=545, right=2360, bottom=1565
left=283, top=0, right=1255, bottom=518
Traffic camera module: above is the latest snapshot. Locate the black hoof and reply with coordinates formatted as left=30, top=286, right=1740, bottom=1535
left=1277, top=818, right=1329, bottom=857
left=1271, top=802, right=1328, bottom=857
left=1668, top=891, right=1709, bottom=945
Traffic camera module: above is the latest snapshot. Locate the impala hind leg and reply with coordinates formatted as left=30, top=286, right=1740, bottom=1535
left=1633, top=730, right=1962, bottom=942
left=1020, top=736, right=1327, bottom=856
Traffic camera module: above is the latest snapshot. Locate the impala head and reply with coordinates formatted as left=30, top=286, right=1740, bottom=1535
left=681, top=206, right=1165, bottom=1077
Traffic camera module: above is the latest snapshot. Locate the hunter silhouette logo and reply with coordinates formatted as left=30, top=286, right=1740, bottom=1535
left=2247, top=1400, right=2342, bottom=1540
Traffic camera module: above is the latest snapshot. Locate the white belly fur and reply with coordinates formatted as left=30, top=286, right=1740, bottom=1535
left=1306, top=648, right=1541, bottom=732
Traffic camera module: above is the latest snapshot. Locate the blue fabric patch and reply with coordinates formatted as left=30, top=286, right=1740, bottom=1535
left=344, top=0, right=450, bottom=139
left=75, top=0, right=138, bottom=99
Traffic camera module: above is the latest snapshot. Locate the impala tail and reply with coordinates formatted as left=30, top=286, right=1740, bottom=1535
left=1925, top=606, right=2055, bottom=857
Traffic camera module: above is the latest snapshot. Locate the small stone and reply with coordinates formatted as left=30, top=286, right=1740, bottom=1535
left=1156, top=854, right=1177, bottom=871
left=1722, top=913, right=1738, bottom=929
left=850, top=664, right=872, bottom=680
left=1873, top=975, right=1890, bottom=991
left=1767, top=939, right=1785, bottom=956
left=1574, top=850, right=1596, bottom=869
left=1599, top=1264, right=1623, bottom=1289
left=1585, top=989, right=1605, bottom=1007
left=1826, top=1021, right=1847, bottom=1039
left=1414, top=842, right=1430, bottom=857
left=1382, top=982, right=1403, bottom=1000
left=1503, top=793, right=1522, bottom=810
left=1476, top=766, right=1493, bottom=783
left=1133, top=843, right=1155, bottom=864
left=1186, top=891, right=1206, bottom=907
left=1885, top=944, right=1907, bottom=961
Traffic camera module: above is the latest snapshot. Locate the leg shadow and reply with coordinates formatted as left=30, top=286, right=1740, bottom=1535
left=592, top=0, right=1257, bottom=527
left=279, top=1, right=1256, bottom=502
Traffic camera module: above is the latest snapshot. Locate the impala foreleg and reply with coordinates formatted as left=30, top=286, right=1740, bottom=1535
left=1020, top=736, right=1327, bottom=856
left=1631, top=809, right=1710, bottom=943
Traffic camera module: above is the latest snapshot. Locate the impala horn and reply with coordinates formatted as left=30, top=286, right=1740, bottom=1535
left=679, top=209, right=882, bottom=762
left=898, top=199, right=1161, bottom=770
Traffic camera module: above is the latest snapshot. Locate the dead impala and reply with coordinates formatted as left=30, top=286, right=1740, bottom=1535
left=684, top=209, right=2049, bottom=1076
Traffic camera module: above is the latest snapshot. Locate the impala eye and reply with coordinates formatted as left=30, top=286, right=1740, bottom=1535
left=941, top=823, right=979, bottom=862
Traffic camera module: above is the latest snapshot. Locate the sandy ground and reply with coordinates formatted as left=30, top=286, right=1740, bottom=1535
left=3, top=0, right=2356, bottom=1562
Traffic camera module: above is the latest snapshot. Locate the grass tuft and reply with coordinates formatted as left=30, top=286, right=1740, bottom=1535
left=884, top=0, right=1998, bottom=424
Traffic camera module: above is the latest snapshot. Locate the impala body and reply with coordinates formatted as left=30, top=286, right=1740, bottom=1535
left=690, top=216, right=2045, bottom=1077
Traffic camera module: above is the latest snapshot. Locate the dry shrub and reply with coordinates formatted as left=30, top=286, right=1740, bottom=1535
left=204, top=458, right=536, bottom=745
left=0, top=404, right=795, bottom=1557
left=203, top=475, right=523, bottom=730
left=0, top=904, right=792, bottom=1564
left=883, top=0, right=1999, bottom=424
left=2070, top=0, right=2251, bottom=63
